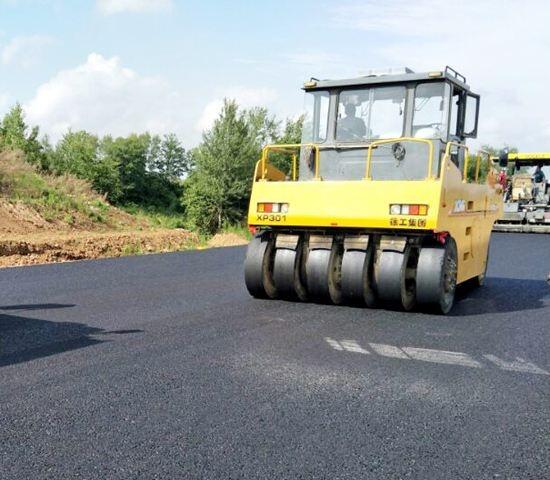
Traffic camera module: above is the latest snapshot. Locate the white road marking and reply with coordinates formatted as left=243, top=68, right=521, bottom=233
left=324, top=338, right=549, bottom=376
left=324, top=337, right=344, bottom=351
left=483, top=354, right=549, bottom=375
left=368, top=343, right=409, bottom=359
left=403, top=347, right=482, bottom=368
left=340, top=340, right=370, bottom=354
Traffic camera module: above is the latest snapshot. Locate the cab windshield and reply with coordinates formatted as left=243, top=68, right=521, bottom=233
left=336, top=86, right=406, bottom=142
left=298, top=82, right=449, bottom=181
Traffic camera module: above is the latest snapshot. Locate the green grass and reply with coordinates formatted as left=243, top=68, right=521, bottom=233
left=121, top=242, right=143, bottom=256
left=121, top=204, right=186, bottom=229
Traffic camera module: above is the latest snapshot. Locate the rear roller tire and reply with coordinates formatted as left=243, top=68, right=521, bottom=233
left=273, top=241, right=308, bottom=301
left=305, top=242, right=343, bottom=304
left=416, top=240, right=457, bottom=314
left=244, top=233, right=278, bottom=299
left=341, top=248, right=376, bottom=307
left=374, top=246, right=417, bottom=311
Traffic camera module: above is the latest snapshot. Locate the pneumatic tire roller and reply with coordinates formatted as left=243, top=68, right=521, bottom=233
left=243, top=67, right=502, bottom=314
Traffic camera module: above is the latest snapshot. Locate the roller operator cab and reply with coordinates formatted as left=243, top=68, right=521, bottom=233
left=244, top=67, right=503, bottom=314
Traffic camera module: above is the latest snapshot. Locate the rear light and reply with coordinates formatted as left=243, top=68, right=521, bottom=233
left=389, top=204, right=428, bottom=215
left=257, top=203, right=289, bottom=213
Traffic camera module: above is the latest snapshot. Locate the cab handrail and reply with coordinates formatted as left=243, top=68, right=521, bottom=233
left=259, top=143, right=320, bottom=181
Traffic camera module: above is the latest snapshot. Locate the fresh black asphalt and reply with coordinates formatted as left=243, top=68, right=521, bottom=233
left=1, top=233, right=549, bottom=479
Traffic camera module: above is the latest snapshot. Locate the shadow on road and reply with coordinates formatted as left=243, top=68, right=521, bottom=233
left=0, top=304, right=142, bottom=368
left=452, top=276, right=550, bottom=316
left=0, top=303, right=76, bottom=311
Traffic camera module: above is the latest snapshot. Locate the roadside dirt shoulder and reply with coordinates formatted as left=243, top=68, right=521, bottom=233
left=0, top=229, right=199, bottom=267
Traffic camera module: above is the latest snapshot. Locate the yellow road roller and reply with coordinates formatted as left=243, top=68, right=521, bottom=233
left=244, top=67, right=503, bottom=313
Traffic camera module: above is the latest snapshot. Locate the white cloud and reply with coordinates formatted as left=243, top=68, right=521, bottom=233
left=97, top=0, right=173, bottom=15
left=196, top=87, right=278, bottom=132
left=1, top=35, right=54, bottom=69
left=332, top=0, right=550, bottom=150
left=24, top=53, right=188, bottom=142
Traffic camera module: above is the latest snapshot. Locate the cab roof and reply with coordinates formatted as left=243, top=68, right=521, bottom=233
left=303, top=66, right=470, bottom=91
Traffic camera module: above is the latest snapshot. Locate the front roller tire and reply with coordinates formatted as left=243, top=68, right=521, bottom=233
left=341, top=248, right=376, bottom=307
left=244, top=233, right=278, bottom=299
left=305, top=242, right=343, bottom=304
left=273, top=242, right=308, bottom=301
left=416, top=240, right=457, bottom=314
left=374, top=246, right=417, bottom=311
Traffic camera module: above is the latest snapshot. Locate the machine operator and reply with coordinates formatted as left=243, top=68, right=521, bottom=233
left=337, top=104, right=367, bottom=140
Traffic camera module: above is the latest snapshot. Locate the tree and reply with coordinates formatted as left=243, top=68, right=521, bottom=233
left=183, top=99, right=260, bottom=233
left=51, top=130, right=122, bottom=202
left=269, top=115, right=304, bottom=174
left=0, top=103, right=49, bottom=170
left=0, top=103, right=27, bottom=151
left=244, top=107, right=279, bottom=147
left=101, top=134, right=152, bottom=205
left=152, top=133, right=190, bottom=179
left=53, top=130, right=100, bottom=176
left=100, top=133, right=183, bottom=208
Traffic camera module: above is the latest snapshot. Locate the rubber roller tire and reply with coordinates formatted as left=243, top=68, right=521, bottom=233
left=273, top=242, right=308, bottom=301
left=244, top=233, right=278, bottom=299
left=416, top=240, right=457, bottom=314
left=341, top=248, right=376, bottom=307
left=374, top=246, right=416, bottom=311
left=305, top=243, right=343, bottom=304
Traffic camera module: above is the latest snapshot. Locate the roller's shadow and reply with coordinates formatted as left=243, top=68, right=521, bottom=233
left=451, top=276, right=550, bottom=316
left=0, top=304, right=142, bottom=367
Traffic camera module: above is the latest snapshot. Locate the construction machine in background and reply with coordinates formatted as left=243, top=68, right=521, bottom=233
left=493, top=152, right=550, bottom=233
left=244, top=67, right=503, bottom=314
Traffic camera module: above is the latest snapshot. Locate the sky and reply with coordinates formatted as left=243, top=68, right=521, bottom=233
left=1, top=0, right=550, bottom=150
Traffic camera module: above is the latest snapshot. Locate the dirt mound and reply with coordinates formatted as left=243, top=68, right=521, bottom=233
left=0, top=229, right=199, bottom=267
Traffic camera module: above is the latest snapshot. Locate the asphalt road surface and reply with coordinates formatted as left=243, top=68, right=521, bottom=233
left=1, top=233, right=549, bottom=479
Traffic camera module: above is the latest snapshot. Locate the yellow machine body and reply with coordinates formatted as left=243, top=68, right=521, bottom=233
left=248, top=142, right=502, bottom=284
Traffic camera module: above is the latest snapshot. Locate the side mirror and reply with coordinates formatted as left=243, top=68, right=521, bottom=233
left=498, top=150, right=509, bottom=168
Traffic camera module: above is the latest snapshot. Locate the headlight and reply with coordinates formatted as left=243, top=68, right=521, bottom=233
left=390, top=204, right=401, bottom=215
